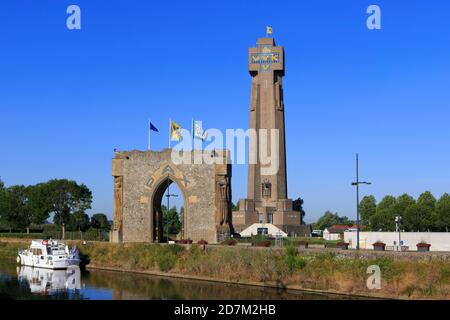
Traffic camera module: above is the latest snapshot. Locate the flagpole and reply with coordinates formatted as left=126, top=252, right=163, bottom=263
left=148, top=119, right=151, bottom=150
left=191, top=118, right=194, bottom=151
left=168, top=118, right=171, bottom=150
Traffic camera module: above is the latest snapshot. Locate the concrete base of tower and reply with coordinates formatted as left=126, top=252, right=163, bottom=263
left=232, top=198, right=305, bottom=235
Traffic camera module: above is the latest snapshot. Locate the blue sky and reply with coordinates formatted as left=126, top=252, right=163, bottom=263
left=1, top=0, right=450, bottom=223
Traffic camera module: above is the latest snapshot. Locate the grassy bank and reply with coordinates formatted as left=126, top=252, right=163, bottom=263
left=1, top=239, right=449, bottom=299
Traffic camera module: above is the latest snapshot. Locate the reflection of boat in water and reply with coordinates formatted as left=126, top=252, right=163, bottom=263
left=17, top=240, right=80, bottom=269
left=17, top=265, right=81, bottom=295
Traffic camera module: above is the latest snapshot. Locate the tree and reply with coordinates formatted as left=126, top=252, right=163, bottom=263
left=90, top=213, right=110, bottom=230
left=370, top=195, right=397, bottom=231
left=436, top=193, right=450, bottom=232
left=359, top=195, right=376, bottom=229
left=231, top=202, right=239, bottom=211
left=415, top=191, right=437, bottom=231
left=293, top=197, right=306, bottom=224
left=0, top=180, right=8, bottom=228
left=403, top=204, right=425, bottom=231
left=46, top=179, right=92, bottom=229
left=2, top=185, right=31, bottom=230
left=315, top=211, right=352, bottom=230
left=69, top=211, right=90, bottom=232
left=162, top=205, right=182, bottom=236
left=27, top=183, right=53, bottom=226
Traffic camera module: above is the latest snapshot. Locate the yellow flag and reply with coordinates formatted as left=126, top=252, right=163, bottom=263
left=266, top=26, right=273, bottom=35
left=170, top=120, right=182, bottom=141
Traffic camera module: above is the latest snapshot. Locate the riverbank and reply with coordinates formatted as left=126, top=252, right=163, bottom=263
left=1, top=239, right=449, bottom=299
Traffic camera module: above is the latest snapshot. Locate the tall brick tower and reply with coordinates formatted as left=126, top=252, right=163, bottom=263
left=233, top=37, right=302, bottom=235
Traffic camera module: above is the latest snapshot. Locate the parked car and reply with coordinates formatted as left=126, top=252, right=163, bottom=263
left=311, top=230, right=323, bottom=237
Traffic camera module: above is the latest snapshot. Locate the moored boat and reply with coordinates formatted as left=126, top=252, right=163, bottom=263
left=17, top=239, right=80, bottom=270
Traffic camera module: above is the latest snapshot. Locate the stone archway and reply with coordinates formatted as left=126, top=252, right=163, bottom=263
left=149, top=175, right=188, bottom=243
left=111, top=149, right=233, bottom=244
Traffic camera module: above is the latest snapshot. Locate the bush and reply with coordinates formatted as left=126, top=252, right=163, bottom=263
left=255, top=240, right=271, bottom=247
left=285, top=245, right=297, bottom=256
left=197, top=239, right=208, bottom=245
left=221, top=239, right=237, bottom=246
left=285, top=255, right=307, bottom=272
left=157, top=253, right=176, bottom=272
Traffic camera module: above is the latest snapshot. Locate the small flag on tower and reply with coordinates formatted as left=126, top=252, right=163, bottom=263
left=148, top=120, right=158, bottom=150
left=193, top=120, right=208, bottom=141
left=149, top=122, right=159, bottom=132
left=266, top=26, right=273, bottom=36
left=170, top=120, right=182, bottom=141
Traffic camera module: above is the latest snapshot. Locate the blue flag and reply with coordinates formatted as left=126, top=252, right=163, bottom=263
left=149, top=122, right=159, bottom=132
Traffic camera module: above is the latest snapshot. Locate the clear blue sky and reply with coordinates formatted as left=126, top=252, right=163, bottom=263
left=1, top=0, right=450, bottom=223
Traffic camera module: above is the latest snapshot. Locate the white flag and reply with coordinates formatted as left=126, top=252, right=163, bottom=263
left=193, top=120, right=207, bottom=141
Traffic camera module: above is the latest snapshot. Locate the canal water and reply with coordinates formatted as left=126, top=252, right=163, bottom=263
left=0, top=259, right=350, bottom=300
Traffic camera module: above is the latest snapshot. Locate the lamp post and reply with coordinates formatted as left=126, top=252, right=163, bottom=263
left=351, top=153, right=371, bottom=250
left=395, top=215, right=402, bottom=251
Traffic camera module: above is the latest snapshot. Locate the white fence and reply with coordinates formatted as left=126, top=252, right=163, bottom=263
left=344, top=231, right=450, bottom=252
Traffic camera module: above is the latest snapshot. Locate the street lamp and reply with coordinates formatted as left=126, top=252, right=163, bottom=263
left=395, top=215, right=403, bottom=251
left=351, top=153, right=371, bottom=251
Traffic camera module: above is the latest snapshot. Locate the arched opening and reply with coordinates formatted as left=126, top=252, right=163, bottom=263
left=150, top=177, right=186, bottom=243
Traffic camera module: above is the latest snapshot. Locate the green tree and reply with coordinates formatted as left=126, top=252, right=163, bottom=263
left=403, top=191, right=436, bottom=231
left=232, top=202, right=239, bottom=211
left=404, top=204, right=425, bottom=231
left=293, top=197, right=306, bottom=223
left=69, top=211, right=90, bottom=231
left=27, top=183, right=53, bottom=226
left=416, top=191, right=437, bottom=231
left=90, top=213, right=110, bottom=230
left=436, top=193, right=450, bottom=232
left=359, top=195, right=376, bottom=229
left=0, top=180, right=8, bottom=228
left=46, top=179, right=93, bottom=229
left=3, top=185, right=30, bottom=230
left=395, top=194, right=415, bottom=217
left=315, top=211, right=352, bottom=230
left=162, top=205, right=182, bottom=236
left=370, top=195, right=397, bottom=231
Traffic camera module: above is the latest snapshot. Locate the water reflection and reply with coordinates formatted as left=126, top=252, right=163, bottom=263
left=17, top=266, right=81, bottom=295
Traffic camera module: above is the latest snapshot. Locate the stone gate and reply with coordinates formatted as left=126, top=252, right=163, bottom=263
left=111, top=149, right=233, bottom=244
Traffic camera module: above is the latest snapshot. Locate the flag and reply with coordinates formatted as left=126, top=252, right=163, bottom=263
left=170, top=120, right=182, bottom=141
left=266, top=26, right=273, bottom=35
left=193, top=120, right=207, bottom=141
left=149, top=122, right=159, bottom=132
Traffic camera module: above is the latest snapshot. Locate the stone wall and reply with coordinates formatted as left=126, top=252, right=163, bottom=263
left=112, top=149, right=232, bottom=244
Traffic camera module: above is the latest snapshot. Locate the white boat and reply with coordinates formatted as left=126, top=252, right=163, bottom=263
left=17, top=239, right=81, bottom=269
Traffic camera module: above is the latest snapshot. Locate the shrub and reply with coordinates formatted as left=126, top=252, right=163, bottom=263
left=285, top=255, right=307, bottom=272
left=221, top=239, right=237, bottom=246
left=197, top=239, right=208, bottom=245
left=255, top=240, right=271, bottom=247
left=157, top=253, right=176, bottom=272
left=285, top=245, right=297, bottom=256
